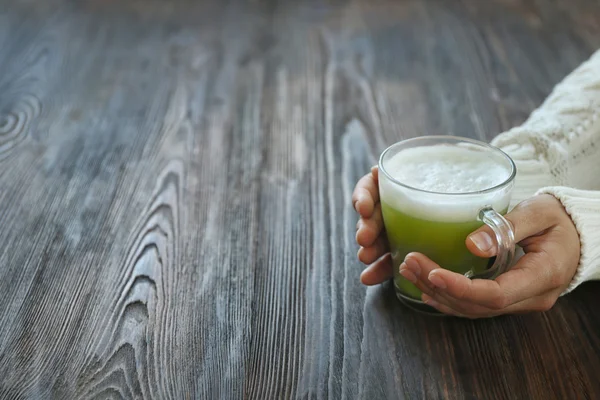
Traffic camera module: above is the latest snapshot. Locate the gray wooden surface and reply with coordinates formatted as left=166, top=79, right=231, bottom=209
left=1, top=0, right=600, bottom=399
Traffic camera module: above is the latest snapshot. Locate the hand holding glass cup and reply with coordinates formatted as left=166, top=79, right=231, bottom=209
left=370, top=136, right=516, bottom=315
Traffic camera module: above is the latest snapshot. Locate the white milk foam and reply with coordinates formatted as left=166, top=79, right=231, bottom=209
left=380, top=144, right=513, bottom=222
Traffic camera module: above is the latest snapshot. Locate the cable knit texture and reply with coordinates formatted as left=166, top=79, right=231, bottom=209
left=491, top=49, right=600, bottom=293
left=536, top=187, right=600, bottom=293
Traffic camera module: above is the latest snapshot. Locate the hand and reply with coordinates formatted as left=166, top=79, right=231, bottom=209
left=352, top=166, right=393, bottom=285
left=400, top=194, right=581, bottom=318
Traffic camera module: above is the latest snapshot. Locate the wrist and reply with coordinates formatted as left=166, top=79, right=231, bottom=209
left=535, top=187, right=600, bottom=294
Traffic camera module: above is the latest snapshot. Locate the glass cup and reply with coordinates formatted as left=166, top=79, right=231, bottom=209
left=378, top=136, right=517, bottom=315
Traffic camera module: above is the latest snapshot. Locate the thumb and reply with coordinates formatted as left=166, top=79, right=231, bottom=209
left=465, top=196, right=556, bottom=258
left=465, top=224, right=498, bottom=258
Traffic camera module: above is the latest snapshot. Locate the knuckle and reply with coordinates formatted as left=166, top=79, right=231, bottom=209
left=365, top=218, right=378, bottom=234
left=549, top=271, right=566, bottom=288
left=358, top=248, right=370, bottom=264
left=546, top=259, right=569, bottom=288
left=357, top=221, right=371, bottom=237
left=489, top=294, right=507, bottom=310
left=535, top=297, right=556, bottom=312
left=514, top=197, right=538, bottom=216
left=514, top=195, right=555, bottom=226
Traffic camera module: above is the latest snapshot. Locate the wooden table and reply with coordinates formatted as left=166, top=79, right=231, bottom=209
left=1, top=0, right=599, bottom=398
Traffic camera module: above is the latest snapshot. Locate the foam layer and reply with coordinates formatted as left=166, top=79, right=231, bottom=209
left=385, top=145, right=511, bottom=193
left=380, top=144, right=513, bottom=222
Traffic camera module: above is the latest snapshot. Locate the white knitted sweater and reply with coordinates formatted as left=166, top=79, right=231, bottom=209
left=491, top=50, right=600, bottom=293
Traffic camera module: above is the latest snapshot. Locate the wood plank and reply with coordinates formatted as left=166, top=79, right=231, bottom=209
left=0, top=0, right=599, bottom=399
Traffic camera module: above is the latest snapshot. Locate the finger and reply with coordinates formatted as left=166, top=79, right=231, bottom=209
left=466, top=195, right=559, bottom=258
left=360, top=253, right=393, bottom=285
left=370, top=165, right=379, bottom=181
left=401, top=252, right=555, bottom=314
left=420, top=294, right=467, bottom=318
left=400, top=271, right=438, bottom=298
left=355, top=204, right=384, bottom=247
left=399, top=256, right=438, bottom=297
left=421, top=282, right=504, bottom=317
left=423, top=290, right=558, bottom=318
left=357, top=236, right=389, bottom=264
left=352, top=169, right=380, bottom=218
left=425, top=252, right=556, bottom=309
left=400, top=253, right=440, bottom=294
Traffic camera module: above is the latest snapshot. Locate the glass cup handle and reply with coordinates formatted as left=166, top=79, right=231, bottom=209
left=465, top=206, right=516, bottom=280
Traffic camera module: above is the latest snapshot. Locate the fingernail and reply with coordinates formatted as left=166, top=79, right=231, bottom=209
left=469, top=232, right=493, bottom=252
left=428, top=272, right=447, bottom=289
left=399, top=263, right=417, bottom=284
left=404, top=257, right=421, bottom=277
left=422, top=294, right=438, bottom=308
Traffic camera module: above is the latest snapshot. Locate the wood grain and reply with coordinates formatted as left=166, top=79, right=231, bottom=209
left=0, top=0, right=600, bottom=399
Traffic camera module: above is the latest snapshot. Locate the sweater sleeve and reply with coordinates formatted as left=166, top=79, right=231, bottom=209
left=488, top=50, right=600, bottom=292
left=535, top=187, right=600, bottom=293
left=490, top=49, right=600, bottom=208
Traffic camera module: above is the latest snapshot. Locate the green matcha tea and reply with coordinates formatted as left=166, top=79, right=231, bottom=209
left=382, top=200, right=507, bottom=299
left=378, top=141, right=514, bottom=303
